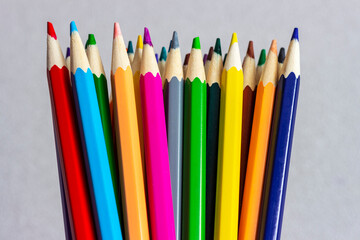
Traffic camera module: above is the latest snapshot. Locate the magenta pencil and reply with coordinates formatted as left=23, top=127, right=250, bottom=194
left=140, top=27, right=175, bottom=240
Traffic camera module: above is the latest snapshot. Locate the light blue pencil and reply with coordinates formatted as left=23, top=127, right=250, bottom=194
left=70, top=21, right=122, bottom=240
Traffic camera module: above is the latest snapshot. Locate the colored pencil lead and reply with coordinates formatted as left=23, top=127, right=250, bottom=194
left=127, top=41, right=134, bottom=53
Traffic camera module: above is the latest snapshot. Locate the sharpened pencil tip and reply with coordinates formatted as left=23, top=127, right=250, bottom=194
left=207, top=47, right=214, bottom=60
left=113, top=22, right=122, bottom=38
left=270, top=40, right=277, bottom=54
left=155, top=53, right=159, bottom=63
left=168, top=40, right=172, bottom=52
left=192, top=37, right=201, bottom=49
left=143, top=27, right=153, bottom=47
left=160, top=47, right=167, bottom=61
left=230, top=32, right=238, bottom=45
left=70, top=21, right=78, bottom=34
left=171, top=31, right=179, bottom=49
left=214, top=38, right=222, bottom=56
left=223, top=53, right=227, bottom=65
left=66, top=47, right=70, bottom=58
left=127, top=41, right=134, bottom=53
left=258, top=49, right=266, bottom=66
left=85, top=34, right=96, bottom=49
left=184, top=53, right=190, bottom=65
left=292, top=28, right=299, bottom=41
left=247, top=41, right=254, bottom=58
left=203, top=54, right=208, bottom=65
left=47, top=22, right=57, bottom=39
left=278, top=47, right=285, bottom=63
left=136, top=35, right=143, bottom=49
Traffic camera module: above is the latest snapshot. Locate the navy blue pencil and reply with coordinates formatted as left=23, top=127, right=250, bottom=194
left=264, top=28, right=300, bottom=240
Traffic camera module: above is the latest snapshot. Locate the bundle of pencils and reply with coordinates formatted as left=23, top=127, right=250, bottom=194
left=47, top=21, right=300, bottom=240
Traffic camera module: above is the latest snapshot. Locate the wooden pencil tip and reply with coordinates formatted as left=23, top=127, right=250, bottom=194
left=247, top=41, right=254, bottom=58
left=230, top=32, right=238, bottom=45
left=47, top=22, right=57, bottom=39
left=136, top=35, right=143, bottom=49
left=207, top=47, right=214, bottom=60
left=160, top=47, right=167, bottom=61
left=278, top=47, right=285, bottom=63
left=184, top=53, right=190, bottom=65
left=143, top=27, right=153, bottom=47
left=292, top=28, right=299, bottom=41
left=127, top=41, right=134, bottom=53
left=155, top=53, right=159, bottom=63
left=203, top=54, right=208, bottom=65
left=85, top=34, right=96, bottom=49
left=171, top=31, right=179, bottom=49
left=113, top=22, right=122, bottom=39
left=70, top=21, right=78, bottom=35
left=214, top=38, right=222, bottom=56
left=192, top=37, right=201, bottom=49
left=270, top=39, right=277, bottom=54
left=223, top=53, right=227, bottom=65
left=168, top=40, right=172, bottom=52
left=66, top=47, right=70, bottom=58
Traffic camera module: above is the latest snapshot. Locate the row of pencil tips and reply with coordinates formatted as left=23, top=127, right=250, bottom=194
left=47, top=20, right=299, bottom=240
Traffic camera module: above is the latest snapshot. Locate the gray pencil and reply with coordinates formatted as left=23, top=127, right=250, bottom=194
left=164, top=31, right=183, bottom=240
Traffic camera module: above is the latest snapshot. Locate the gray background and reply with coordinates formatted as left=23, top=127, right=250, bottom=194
left=1, top=0, right=359, bottom=239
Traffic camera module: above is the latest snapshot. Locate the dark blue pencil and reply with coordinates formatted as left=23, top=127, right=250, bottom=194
left=264, top=28, right=300, bottom=240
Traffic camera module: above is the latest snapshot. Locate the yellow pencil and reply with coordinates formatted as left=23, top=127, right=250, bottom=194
left=214, top=33, right=243, bottom=240
left=239, top=40, right=278, bottom=240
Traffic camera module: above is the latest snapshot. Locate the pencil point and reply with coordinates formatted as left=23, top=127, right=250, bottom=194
left=70, top=21, right=78, bottom=34
left=168, top=40, right=172, bottom=52
left=247, top=41, right=254, bottom=58
left=258, top=49, right=266, bottom=66
left=214, top=38, right=222, bottom=56
left=85, top=34, right=96, bottom=49
left=184, top=53, right=190, bottom=65
left=192, top=37, right=201, bottom=49
left=230, top=32, right=238, bottom=45
left=114, top=22, right=122, bottom=38
left=47, top=22, right=57, bottom=39
left=270, top=39, right=277, bottom=54
left=66, top=47, right=70, bottom=58
left=143, top=27, right=153, bottom=47
left=292, top=28, right=299, bottom=41
left=127, top=41, right=134, bottom=53
left=160, top=47, right=167, bottom=61
left=278, top=47, right=285, bottom=63
left=203, top=54, right=208, bottom=64
left=207, top=47, right=214, bottom=60
left=223, top=53, right=228, bottom=65
left=136, top=35, right=143, bottom=49
left=171, top=31, right=179, bottom=49
left=155, top=53, right=159, bottom=63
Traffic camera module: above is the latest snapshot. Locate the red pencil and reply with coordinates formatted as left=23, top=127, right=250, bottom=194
left=46, top=22, right=96, bottom=239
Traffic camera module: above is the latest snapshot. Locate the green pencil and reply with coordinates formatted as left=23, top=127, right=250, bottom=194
left=85, top=34, right=121, bottom=221
left=182, top=37, right=206, bottom=240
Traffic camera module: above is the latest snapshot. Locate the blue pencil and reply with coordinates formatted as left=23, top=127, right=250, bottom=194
left=70, top=21, right=122, bottom=240
left=264, top=28, right=300, bottom=240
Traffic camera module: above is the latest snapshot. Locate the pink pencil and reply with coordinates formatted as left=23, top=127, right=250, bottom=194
left=140, top=27, right=175, bottom=240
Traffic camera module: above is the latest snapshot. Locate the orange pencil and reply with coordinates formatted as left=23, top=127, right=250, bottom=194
left=111, top=22, right=149, bottom=240
left=239, top=40, right=278, bottom=240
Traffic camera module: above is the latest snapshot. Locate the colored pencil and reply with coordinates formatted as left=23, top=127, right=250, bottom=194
left=65, top=47, right=70, bottom=73
left=239, top=41, right=256, bottom=217
left=223, top=53, right=227, bottom=65
left=168, top=39, right=172, bottom=52
left=205, top=38, right=222, bottom=240
left=277, top=47, right=285, bottom=80
left=111, top=23, right=150, bottom=240
left=47, top=22, right=96, bottom=239
left=140, top=27, right=175, bottom=240
left=131, top=35, right=145, bottom=167
left=182, top=36, right=206, bottom=240
left=203, top=54, right=208, bottom=65
left=164, top=31, right=184, bottom=240
left=264, top=28, right=300, bottom=240
left=214, top=33, right=243, bottom=240
left=256, top=49, right=266, bottom=83
left=127, top=40, right=134, bottom=63
left=239, top=40, right=278, bottom=240
left=204, top=46, right=213, bottom=77
left=70, top=21, right=122, bottom=240
left=159, top=46, right=167, bottom=84
left=155, top=53, right=159, bottom=63
left=257, top=46, right=286, bottom=239
left=183, top=53, right=190, bottom=76
left=85, top=33, right=121, bottom=221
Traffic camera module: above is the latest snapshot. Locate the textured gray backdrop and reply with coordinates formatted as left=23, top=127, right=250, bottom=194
left=1, top=0, right=359, bottom=239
